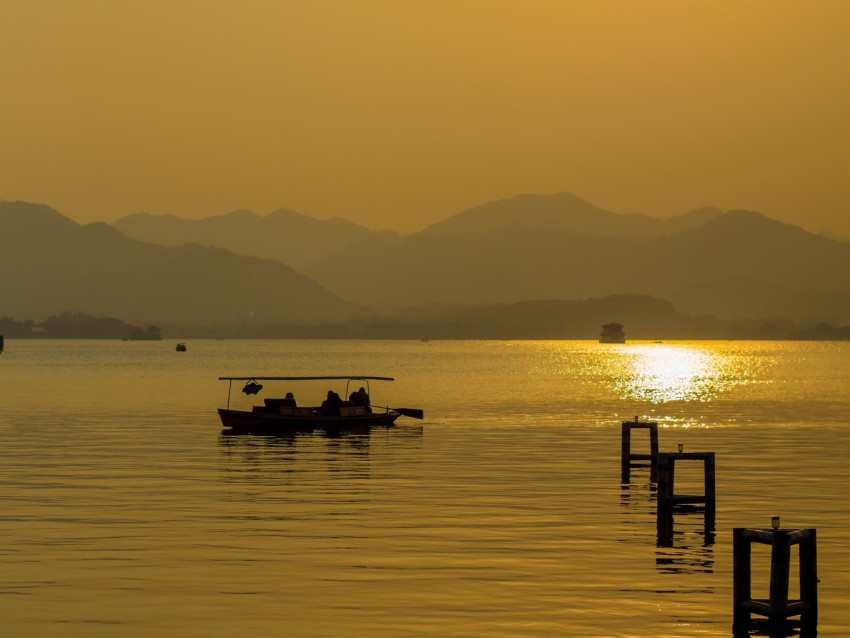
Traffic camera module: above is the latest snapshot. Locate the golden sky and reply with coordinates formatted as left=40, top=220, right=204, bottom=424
left=1, top=0, right=848, bottom=235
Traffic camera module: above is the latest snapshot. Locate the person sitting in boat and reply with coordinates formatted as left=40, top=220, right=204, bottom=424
left=349, top=387, right=371, bottom=413
left=281, top=392, right=296, bottom=407
left=320, top=390, right=343, bottom=416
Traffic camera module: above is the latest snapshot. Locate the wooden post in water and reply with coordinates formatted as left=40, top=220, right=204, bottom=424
left=620, top=417, right=659, bottom=482
left=656, top=451, right=716, bottom=515
left=656, top=451, right=716, bottom=548
left=733, top=525, right=753, bottom=633
left=732, top=523, right=818, bottom=637
left=799, top=528, right=819, bottom=634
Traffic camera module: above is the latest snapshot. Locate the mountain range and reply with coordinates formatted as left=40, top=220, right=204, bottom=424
left=304, top=195, right=850, bottom=322
left=4, top=193, right=850, bottom=334
left=113, top=208, right=400, bottom=269
left=0, top=201, right=364, bottom=326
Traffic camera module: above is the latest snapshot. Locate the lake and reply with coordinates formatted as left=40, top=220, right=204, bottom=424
left=1, top=339, right=849, bottom=637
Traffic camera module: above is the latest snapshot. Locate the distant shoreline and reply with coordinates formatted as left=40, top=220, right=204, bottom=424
left=3, top=335, right=849, bottom=342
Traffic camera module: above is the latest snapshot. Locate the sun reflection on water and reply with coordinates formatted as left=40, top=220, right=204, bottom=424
left=603, top=343, right=757, bottom=404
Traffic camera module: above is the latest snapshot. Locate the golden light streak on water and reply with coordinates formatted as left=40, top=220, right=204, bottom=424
left=605, top=343, right=769, bottom=404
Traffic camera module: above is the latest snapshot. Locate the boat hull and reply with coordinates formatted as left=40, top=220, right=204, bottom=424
left=218, top=408, right=400, bottom=434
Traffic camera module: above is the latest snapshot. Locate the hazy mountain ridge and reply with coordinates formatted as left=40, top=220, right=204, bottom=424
left=109, top=192, right=850, bottom=323
left=641, top=211, right=850, bottom=299
left=0, top=201, right=365, bottom=325
left=5, top=193, right=850, bottom=331
left=302, top=200, right=850, bottom=322
left=303, top=225, right=637, bottom=308
left=113, top=207, right=401, bottom=269
left=418, top=193, right=724, bottom=238
left=108, top=193, right=850, bottom=324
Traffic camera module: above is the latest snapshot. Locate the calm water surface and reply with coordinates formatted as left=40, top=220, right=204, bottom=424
left=1, top=339, right=849, bottom=637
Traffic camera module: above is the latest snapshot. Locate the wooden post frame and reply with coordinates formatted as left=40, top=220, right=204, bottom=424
left=732, top=526, right=818, bottom=637
left=656, top=451, right=716, bottom=514
left=620, top=417, right=659, bottom=481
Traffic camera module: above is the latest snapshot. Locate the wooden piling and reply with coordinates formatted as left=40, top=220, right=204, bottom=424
left=620, top=417, right=659, bottom=482
left=733, top=527, right=753, bottom=633
left=656, top=451, right=716, bottom=514
left=799, top=528, right=818, bottom=634
left=732, top=526, right=818, bottom=637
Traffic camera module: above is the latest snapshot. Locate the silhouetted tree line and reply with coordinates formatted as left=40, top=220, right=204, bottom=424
left=0, top=313, right=160, bottom=339
left=187, top=319, right=850, bottom=340
left=1, top=310, right=850, bottom=341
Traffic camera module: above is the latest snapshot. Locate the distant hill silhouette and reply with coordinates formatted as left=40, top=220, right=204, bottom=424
left=0, top=201, right=364, bottom=325
left=6, top=193, right=850, bottom=330
left=301, top=197, right=850, bottom=323
left=109, top=193, right=850, bottom=324
left=113, top=208, right=400, bottom=268
left=419, top=192, right=722, bottom=239
left=624, top=211, right=850, bottom=321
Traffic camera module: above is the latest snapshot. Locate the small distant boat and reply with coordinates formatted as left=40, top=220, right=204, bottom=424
left=176, top=342, right=187, bottom=351
left=599, top=323, right=626, bottom=344
left=217, top=375, right=423, bottom=434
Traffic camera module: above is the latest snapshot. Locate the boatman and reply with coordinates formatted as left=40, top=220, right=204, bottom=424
left=321, top=390, right=343, bottom=416
left=350, top=387, right=371, bottom=413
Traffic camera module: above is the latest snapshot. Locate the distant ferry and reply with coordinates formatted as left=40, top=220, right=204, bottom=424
left=599, top=323, right=626, bottom=343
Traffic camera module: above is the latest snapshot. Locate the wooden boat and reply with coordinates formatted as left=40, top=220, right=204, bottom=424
left=217, top=375, right=423, bottom=434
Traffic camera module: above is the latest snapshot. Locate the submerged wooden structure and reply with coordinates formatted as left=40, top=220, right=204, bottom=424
left=620, top=417, right=658, bottom=481
left=656, top=451, right=716, bottom=514
left=655, top=450, right=717, bottom=547
left=733, top=523, right=818, bottom=637
left=614, top=411, right=816, bottom=636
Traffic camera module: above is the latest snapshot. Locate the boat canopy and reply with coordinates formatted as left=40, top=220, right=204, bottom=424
left=219, top=375, right=394, bottom=408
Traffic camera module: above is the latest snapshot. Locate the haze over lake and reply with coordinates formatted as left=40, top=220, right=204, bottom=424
left=3, top=3, right=849, bottom=238
left=2, top=339, right=849, bottom=637
left=3, top=4, right=850, bottom=636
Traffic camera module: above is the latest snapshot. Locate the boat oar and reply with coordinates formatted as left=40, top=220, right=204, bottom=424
left=373, top=405, right=424, bottom=419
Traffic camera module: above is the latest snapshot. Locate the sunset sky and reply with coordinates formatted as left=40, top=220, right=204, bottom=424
left=1, top=1, right=848, bottom=235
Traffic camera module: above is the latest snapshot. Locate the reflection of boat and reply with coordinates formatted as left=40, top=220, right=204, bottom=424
left=176, top=342, right=187, bottom=351
left=599, top=323, right=626, bottom=343
left=217, top=375, right=424, bottom=434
